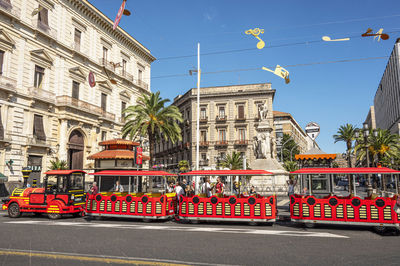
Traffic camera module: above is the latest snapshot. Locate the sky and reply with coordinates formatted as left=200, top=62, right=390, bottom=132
left=91, top=0, right=400, bottom=154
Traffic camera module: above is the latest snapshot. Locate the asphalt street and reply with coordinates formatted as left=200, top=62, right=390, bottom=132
left=0, top=212, right=399, bottom=266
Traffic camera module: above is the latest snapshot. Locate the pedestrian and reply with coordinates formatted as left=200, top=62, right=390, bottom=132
left=215, top=177, right=224, bottom=195
left=175, top=181, right=184, bottom=214
left=250, top=185, right=257, bottom=195
left=166, top=182, right=174, bottom=193
left=113, top=180, right=124, bottom=192
left=185, top=184, right=194, bottom=197
left=90, top=181, right=98, bottom=194
left=181, top=179, right=187, bottom=196
left=287, top=178, right=297, bottom=197
left=201, top=177, right=213, bottom=197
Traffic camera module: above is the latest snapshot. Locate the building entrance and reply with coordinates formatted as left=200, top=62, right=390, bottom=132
left=68, top=130, right=84, bottom=170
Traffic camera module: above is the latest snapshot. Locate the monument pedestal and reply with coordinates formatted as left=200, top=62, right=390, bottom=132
left=250, top=159, right=288, bottom=195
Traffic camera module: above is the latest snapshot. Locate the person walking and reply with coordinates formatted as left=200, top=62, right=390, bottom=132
left=181, top=179, right=187, bottom=196
left=113, top=180, right=124, bottom=192
left=90, top=182, right=98, bottom=194
left=215, top=177, right=224, bottom=195
left=287, top=178, right=297, bottom=197
left=201, top=177, right=213, bottom=197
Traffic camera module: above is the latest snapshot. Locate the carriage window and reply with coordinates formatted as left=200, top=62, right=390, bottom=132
left=70, top=173, right=84, bottom=190
left=46, top=175, right=58, bottom=191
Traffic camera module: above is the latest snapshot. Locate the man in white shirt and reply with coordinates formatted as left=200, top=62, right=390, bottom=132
left=201, top=177, right=213, bottom=197
left=175, top=181, right=184, bottom=213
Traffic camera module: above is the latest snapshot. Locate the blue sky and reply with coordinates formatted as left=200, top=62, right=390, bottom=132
left=92, top=0, right=400, bottom=153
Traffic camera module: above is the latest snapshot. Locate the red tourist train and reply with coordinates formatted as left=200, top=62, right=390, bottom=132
left=178, top=170, right=277, bottom=224
left=85, top=170, right=177, bottom=220
left=289, top=167, right=400, bottom=231
left=2, top=170, right=86, bottom=219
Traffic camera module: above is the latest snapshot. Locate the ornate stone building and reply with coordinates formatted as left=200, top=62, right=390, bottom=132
left=0, top=0, right=154, bottom=182
left=154, top=83, right=276, bottom=170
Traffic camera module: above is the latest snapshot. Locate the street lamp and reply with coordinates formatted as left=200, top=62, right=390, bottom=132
left=280, top=137, right=293, bottom=163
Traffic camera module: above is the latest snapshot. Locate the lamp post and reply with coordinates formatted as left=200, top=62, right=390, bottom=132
left=280, top=137, right=293, bottom=163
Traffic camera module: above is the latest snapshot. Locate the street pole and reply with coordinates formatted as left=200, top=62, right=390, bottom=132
left=195, top=43, right=201, bottom=194
left=280, top=137, right=292, bottom=163
left=290, top=144, right=299, bottom=162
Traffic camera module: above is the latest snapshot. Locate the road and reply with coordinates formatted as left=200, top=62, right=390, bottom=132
left=0, top=212, right=399, bottom=265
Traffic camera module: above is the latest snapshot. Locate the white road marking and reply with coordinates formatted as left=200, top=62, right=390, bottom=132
left=277, top=199, right=289, bottom=206
left=4, top=220, right=348, bottom=238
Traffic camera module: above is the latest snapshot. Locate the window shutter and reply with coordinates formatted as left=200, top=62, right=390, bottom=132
left=33, top=115, right=46, bottom=141
left=238, top=105, right=244, bottom=119
left=72, top=81, right=79, bottom=99
left=0, top=51, right=4, bottom=75
left=39, top=7, right=49, bottom=26
left=101, top=93, right=107, bottom=111
left=0, top=107, right=4, bottom=140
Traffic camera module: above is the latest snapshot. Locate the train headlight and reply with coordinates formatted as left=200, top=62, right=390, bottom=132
left=71, top=195, right=75, bottom=200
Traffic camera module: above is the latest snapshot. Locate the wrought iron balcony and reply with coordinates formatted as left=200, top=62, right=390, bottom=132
left=99, top=58, right=114, bottom=71
left=184, top=142, right=191, bottom=149
left=200, top=116, right=208, bottom=123
left=134, top=78, right=149, bottom=90
left=0, top=75, right=17, bottom=94
left=27, top=135, right=50, bottom=148
left=215, top=140, right=228, bottom=147
left=199, top=141, right=209, bottom=147
left=235, top=115, right=246, bottom=121
left=120, top=70, right=134, bottom=82
left=216, top=115, right=227, bottom=122
left=199, top=159, right=209, bottom=166
left=33, top=19, right=57, bottom=40
left=28, top=87, right=56, bottom=104
left=234, top=140, right=249, bottom=146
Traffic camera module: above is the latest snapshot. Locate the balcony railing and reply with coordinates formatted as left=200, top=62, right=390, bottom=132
left=235, top=116, right=246, bottom=121
left=215, top=140, right=228, bottom=146
left=33, top=19, right=57, bottom=39
left=56, top=95, right=115, bottom=121
left=184, top=142, right=191, bottom=149
left=199, top=159, right=209, bottom=166
left=29, top=87, right=56, bottom=104
left=120, top=70, right=134, bottom=82
left=200, top=116, right=208, bottom=123
left=199, top=141, right=209, bottom=147
left=27, top=135, right=49, bottom=147
left=0, top=75, right=17, bottom=93
left=234, top=140, right=249, bottom=145
left=134, top=78, right=149, bottom=90
left=0, top=0, right=20, bottom=18
left=99, top=58, right=114, bottom=71
left=216, top=115, right=227, bottom=122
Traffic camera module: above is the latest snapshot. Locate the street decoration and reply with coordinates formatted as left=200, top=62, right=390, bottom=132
left=88, top=71, right=96, bottom=88
left=305, top=122, right=320, bottom=140
left=136, top=147, right=143, bottom=165
left=113, top=0, right=131, bottom=30
left=245, top=28, right=265, bottom=49
left=262, top=65, right=290, bottom=84
left=102, top=66, right=117, bottom=85
left=322, top=36, right=350, bottom=42
left=361, top=27, right=389, bottom=41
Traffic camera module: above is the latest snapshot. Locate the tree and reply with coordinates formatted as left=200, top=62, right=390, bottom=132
left=277, top=133, right=300, bottom=162
left=49, top=159, right=67, bottom=170
left=178, top=160, right=190, bottom=173
left=219, top=151, right=246, bottom=170
left=333, top=123, right=357, bottom=168
left=122, top=92, right=183, bottom=167
left=283, top=161, right=299, bottom=181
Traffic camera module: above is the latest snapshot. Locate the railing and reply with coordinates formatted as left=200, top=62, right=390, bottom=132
left=27, top=135, right=49, bottom=147
left=234, top=140, right=249, bottom=145
left=134, top=79, right=149, bottom=90
left=199, top=141, right=209, bottom=147
left=71, top=42, right=81, bottom=52
left=199, top=159, right=209, bottom=166
left=28, top=87, right=56, bottom=104
left=99, top=58, right=114, bottom=71
left=235, top=116, right=246, bottom=121
left=33, top=19, right=57, bottom=39
left=120, top=70, right=134, bottom=82
left=216, top=115, right=227, bottom=122
left=184, top=142, right=191, bottom=149
left=0, top=0, right=20, bottom=18
left=0, top=75, right=17, bottom=93
left=200, top=116, right=208, bottom=123
left=215, top=141, right=228, bottom=146
left=56, top=95, right=115, bottom=121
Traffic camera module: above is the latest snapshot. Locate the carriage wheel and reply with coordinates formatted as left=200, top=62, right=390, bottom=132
left=8, top=203, right=21, bottom=218
left=48, top=213, right=61, bottom=220
left=373, top=226, right=387, bottom=234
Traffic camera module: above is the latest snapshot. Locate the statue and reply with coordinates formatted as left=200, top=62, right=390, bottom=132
left=258, top=102, right=268, bottom=122
left=253, top=136, right=260, bottom=158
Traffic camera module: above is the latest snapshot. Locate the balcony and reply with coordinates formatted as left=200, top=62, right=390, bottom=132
left=28, top=87, right=56, bottom=104
left=199, top=159, right=209, bottom=166
left=235, top=116, right=246, bottom=122
left=184, top=142, right=191, bottom=149
left=234, top=140, right=249, bottom=146
left=0, top=75, right=17, bottom=94
left=0, top=0, right=20, bottom=18
left=215, top=141, right=228, bottom=147
left=120, top=70, right=134, bottom=82
left=216, top=115, right=227, bottom=122
left=134, top=78, right=149, bottom=90
left=99, top=58, right=114, bottom=72
left=199, top=116, right=208, bottom=123
left=27, top=135, right=50, bottom=148
left=56, top=96, right=115, bottom=122
left=199, top=141, right=209, bottom=148
left=33, top=19, right=57, bottom=40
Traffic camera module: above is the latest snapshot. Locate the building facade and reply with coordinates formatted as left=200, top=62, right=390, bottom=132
left=0, top=0, right=154, bottom=182
left=154, top=83, right=276, bottom=170
left=372, top=38, right=400, bottom=135
left=273, top=110, right=316, bottom=156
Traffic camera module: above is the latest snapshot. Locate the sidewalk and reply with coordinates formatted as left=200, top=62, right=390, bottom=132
left=276, top=196, right=291, bottom=220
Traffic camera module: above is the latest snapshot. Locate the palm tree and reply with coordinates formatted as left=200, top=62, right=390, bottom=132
left=333, top=124, right=357, bottom=167
left=49, top=159, right=67, bottom=170
left=219, top=151, right=245, bottom=170
left=178, top=160, right=190, bottom=173
left=122, top=91, right=183, bottom=167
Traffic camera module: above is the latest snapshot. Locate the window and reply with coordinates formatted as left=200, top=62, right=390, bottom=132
left=138, top=69, right=143, bottom=81
left=237, top=105, right=245, bottom=119
left=238, top=128, right=246, bottom=141
left=102, top=47, right=108, bottom=61
left=0, top=50, right=4, bottom=75
left=276, top=131, right=283, bottom=138
left=0, top=106, right=4, bottom=140
left=200, top=107, right=207, bottom=120
left=218, top=106, right=225, bottom=118
left=72, top=81, right=79, bottom=99
left=121, top=101, right=126, bottom=121
left=101, top=131, right=107, bottom=141
left=218, top=129, right=226, bottom=141
left=34, top=65, right=45, bottom=88
left=122, top=59, right=127, bottom=75
left=200, top=130, right=207, bottom=142
left=74, top=28, right=81, bottom=51
left=69, top=173, right=84, bottom=190
left=101, top=93, right=107, bottom=111
left=33, top=114, right=46, bottom=141
left=37, top=6, right=49, bottom=27
left=201, top=153, right=207, bottom=161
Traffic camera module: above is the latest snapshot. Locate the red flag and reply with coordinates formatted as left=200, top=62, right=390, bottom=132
left=136, top=147, right=143, bottom=165
left=113, top=0, right=126, bottom=30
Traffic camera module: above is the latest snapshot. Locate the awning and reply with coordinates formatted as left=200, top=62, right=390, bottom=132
left=295, top=154, right=337, bottom=160
left=90, top=170, right=177, bottom=176
left=291, top=167, right=400, bottom=175
left=181, top=170, right=273, bottom=176
left=44, top=170, right=87, bottom=175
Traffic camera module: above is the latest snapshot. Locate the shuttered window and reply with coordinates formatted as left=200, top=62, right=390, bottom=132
left=38, top=6, right=49, bottom=26
left=72, top=81, right=79, bottom=99
left=101, top=93, right=107, bottom=111
left=33, top=114, right=46, bottom=141
left=0, top=50, right=4, bottom=75
left=0, top=106, right=4, bottom=140
left=34, top=65, right=45, bottom=88
left=74, top=28, right=81, bottom=51
left=121, top=101, right=126, bottom=121
left=238, top=105, right=244, bottom=119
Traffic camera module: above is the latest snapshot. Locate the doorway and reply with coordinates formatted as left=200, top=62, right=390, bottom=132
left=68, top=130, right=84, bottom=170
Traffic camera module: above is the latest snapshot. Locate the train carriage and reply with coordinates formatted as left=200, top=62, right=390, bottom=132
left=178, top=170, right=277, bottom=224
left=289, top=167, right=400, bottom=231
left=85, top=170, right=177, bottom=220
left=2, top=170, right=86, bottom=219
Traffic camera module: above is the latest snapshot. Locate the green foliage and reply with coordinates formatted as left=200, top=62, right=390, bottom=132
left=277, top=133, right=300, bottom=162
left=283, top=160, right=298, bottom=172
left=49, top=159, right=68, bottom=170
left=122, top=91, right=183, bottom=166
left=219, top=151, right=247, bottom=170
left=178, top=160, right=190, bottom=173
left=333, top=123, right=357, bottom=167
